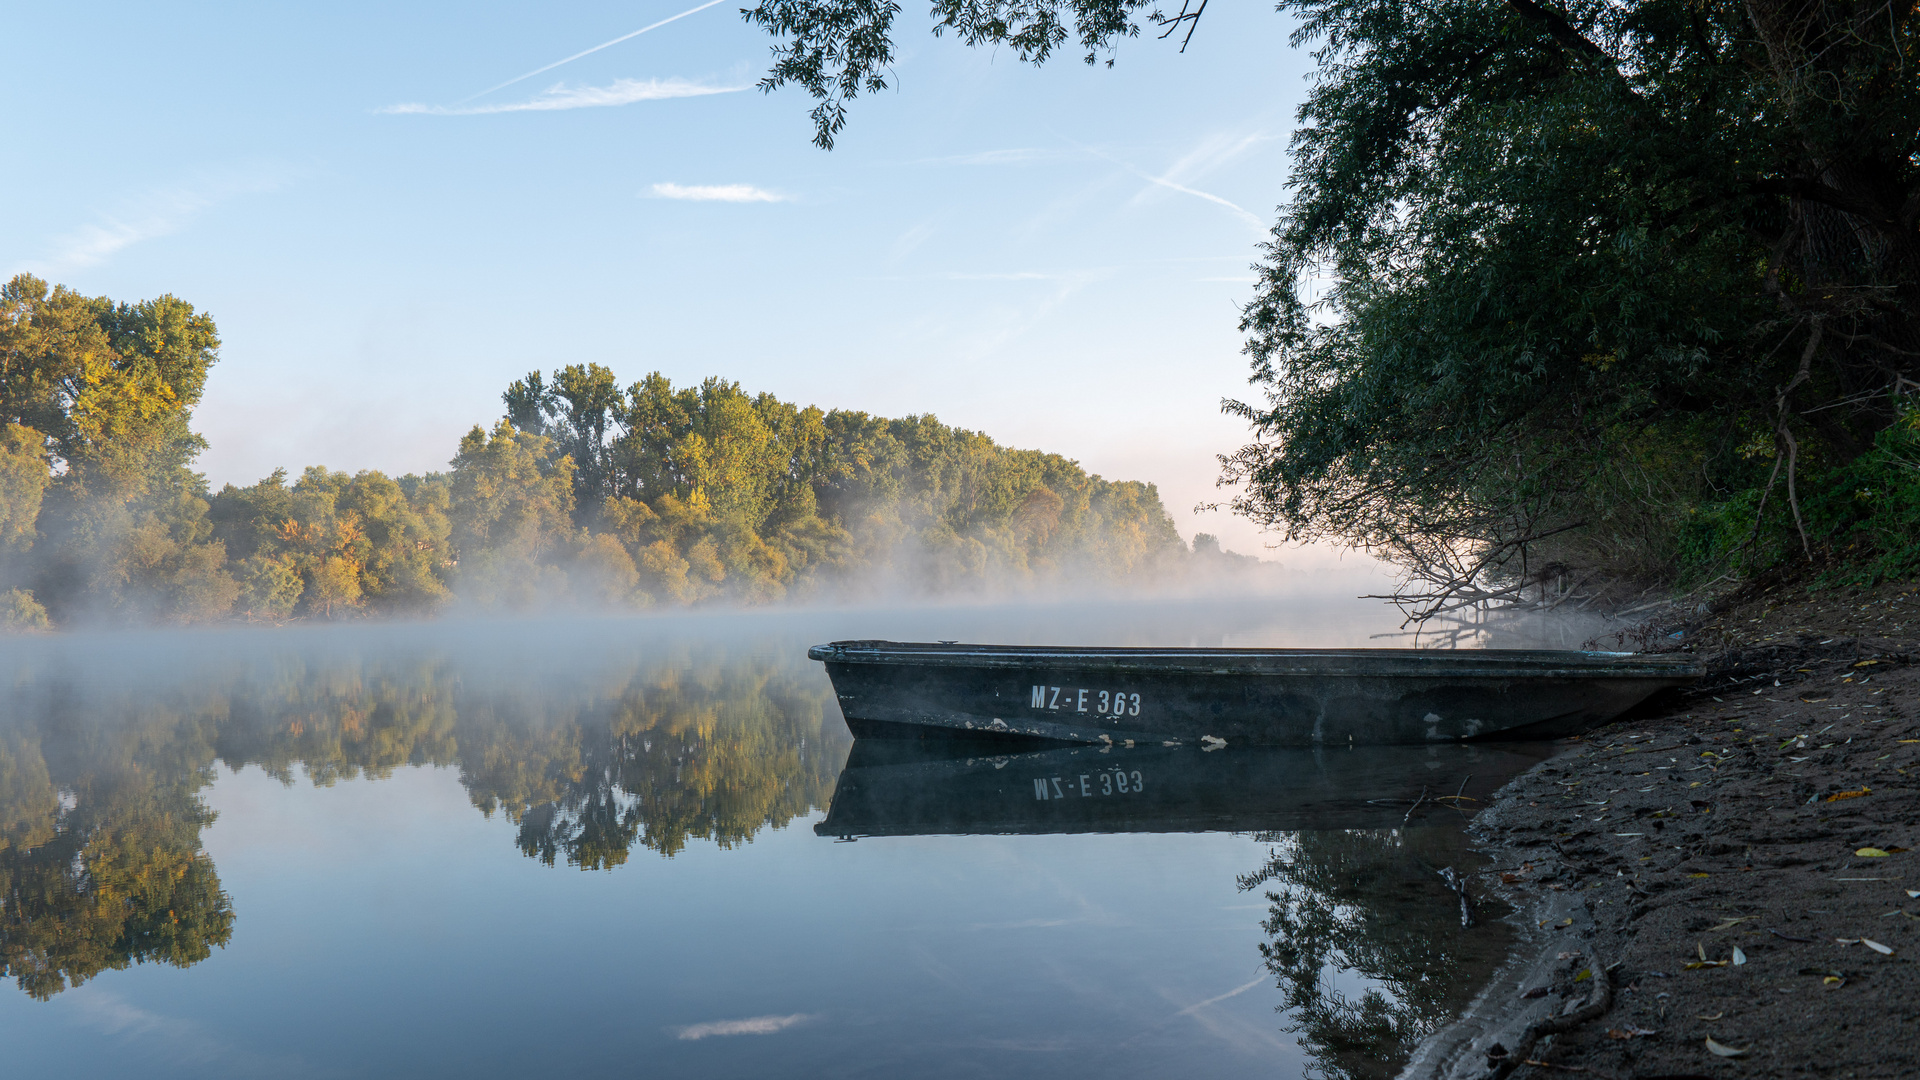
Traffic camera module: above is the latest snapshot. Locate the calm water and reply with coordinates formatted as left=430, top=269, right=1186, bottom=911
left=0, top=594, right=1578, bottom=1079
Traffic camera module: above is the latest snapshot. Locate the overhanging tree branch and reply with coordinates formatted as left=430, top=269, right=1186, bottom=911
left=1504, top=0, right=1612, bottom=63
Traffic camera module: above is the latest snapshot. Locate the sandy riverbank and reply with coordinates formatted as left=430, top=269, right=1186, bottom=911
left=1408, top=577, right=1920, bottom=1080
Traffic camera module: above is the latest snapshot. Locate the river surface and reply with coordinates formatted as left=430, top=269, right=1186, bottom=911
left=0, top=593, right=1591, bottom=1079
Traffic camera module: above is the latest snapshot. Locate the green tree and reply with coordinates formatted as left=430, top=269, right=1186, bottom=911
left=0, top=274, right=233, bottom=623
left=209, top=467, right=453, bottom=619
left=1209, top=0, right=1920, bottom=604
left=0, top=424, right=48, bottom=557
left=500, top=368, right=1187, bottom=601
left=447, top=421, right=576, bottom=608
left=504, top=364, right=624, bottom=514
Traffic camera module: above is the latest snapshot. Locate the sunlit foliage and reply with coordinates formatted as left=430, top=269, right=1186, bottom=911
left=0, top=273, right=235, bottom=624
left=503, top=365, right=1186, bottom=607
left=1, top=277, right=1199, bottom=628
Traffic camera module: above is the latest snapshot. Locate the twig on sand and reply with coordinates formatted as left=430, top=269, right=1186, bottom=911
left=1520, top=1061, right=1622, bottom=1078
left=1484, top=953, right=1615, bottom=1079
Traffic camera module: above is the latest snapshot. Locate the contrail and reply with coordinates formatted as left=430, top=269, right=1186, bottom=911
left=455, top=0, right=729, bottom=105
left=1055, top=133, right=1270, bottom=235
left=1131, top=170, right=1267, bottom=232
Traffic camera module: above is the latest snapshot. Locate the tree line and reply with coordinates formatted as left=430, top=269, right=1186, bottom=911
left=1, top=273, right=1249, bottom=629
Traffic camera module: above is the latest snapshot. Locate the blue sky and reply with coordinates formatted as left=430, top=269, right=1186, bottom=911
left=4, top=0, right=1356, bottom=563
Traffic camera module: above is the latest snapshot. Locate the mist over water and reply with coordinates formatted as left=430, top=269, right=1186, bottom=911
left=0, top=585, right=1585, bottom=1078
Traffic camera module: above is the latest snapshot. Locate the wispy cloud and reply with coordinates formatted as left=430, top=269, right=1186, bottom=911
left=382, top=76, right=742, bottom=115
left=22, top=167, right=291, bottom=276
left=1156, top=131, right=1275, bottom=191
left=647, top=182, right=787, bottom=203
left=453, top=0, right=730, bottom=105
left=907, top=148, right=1075, bottom=167
left=674, top=1013, right=815, bottom=1040
left=888, top=217, right=942, bottom=263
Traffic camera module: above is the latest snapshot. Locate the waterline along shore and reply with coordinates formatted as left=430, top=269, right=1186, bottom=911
left=1409, top=577, right=1920, bottom=1080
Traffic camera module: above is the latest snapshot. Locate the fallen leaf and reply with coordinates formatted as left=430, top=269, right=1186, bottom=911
left=1705, top=1037, right=1750, bottom=1057
left=1836, top=937, right=1862, bottom=945
left=1689, top=872, right=1712, bottom=878
left=1684, top=961, right=1729, bottom=969
left=1857, top=848, right=1893, bottom=857
left=1697, top=1011, right=1724, bottom=1020
left=1862, top=938, right=1894, bottom=955
left=1826, top=788, right=1873, bottom=802
left=1573, top=968, right=1593, bottom=982
left=1824, top=975, right=1845, bottom=986
left=1906, top=889, right=1920, bottom=899
left=1607, top=1026, right=1658, bottom=1039
left=1732, top=946, right=1747, bottom=965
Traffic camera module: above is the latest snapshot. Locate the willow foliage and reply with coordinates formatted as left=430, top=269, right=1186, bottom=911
left=1223, top=0, right=1920, bottom=599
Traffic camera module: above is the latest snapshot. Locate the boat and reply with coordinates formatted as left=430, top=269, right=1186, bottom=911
left=806, top=641, right=1701, bottom=746
left=815, top=739, right=1552, bottom=838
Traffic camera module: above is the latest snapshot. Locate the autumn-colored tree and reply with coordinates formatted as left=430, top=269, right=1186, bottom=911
left=498, top=368, right=1187, bottom=605
left=447, top=421, right=576, bottom=609
left=209, top=467, right=454, bottom=620
left=0, top=274, right=233, bottom=623
left=2, top=274, right=1216, bottom=628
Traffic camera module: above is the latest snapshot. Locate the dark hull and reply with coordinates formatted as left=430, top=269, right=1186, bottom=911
left=809, top=641, right=1701, bottom=747
left=816, top=740, right=1554, bottom=837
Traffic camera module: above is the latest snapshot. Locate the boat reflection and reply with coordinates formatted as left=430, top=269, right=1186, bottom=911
left=819, top=739, right=1547, bottom=1080
left=816, top=739, right=1551, bottom=837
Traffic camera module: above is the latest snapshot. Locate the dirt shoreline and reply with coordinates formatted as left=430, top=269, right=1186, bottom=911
left=1407, top=577, right=1920, bottom=1080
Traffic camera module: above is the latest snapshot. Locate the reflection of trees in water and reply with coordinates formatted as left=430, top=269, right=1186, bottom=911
left=0, top=641, right=848, bottom=996
left=0, top=724, right=235, bottom=1001
left=194, top=642, right=846, bottom=865
left=456, top=654, right=847, bottom=864
left=1238, top=827, right=1508, bottom=1080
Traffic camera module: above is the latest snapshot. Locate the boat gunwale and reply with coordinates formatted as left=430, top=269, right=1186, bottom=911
left=807, top=640, right=1703, bottom=679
